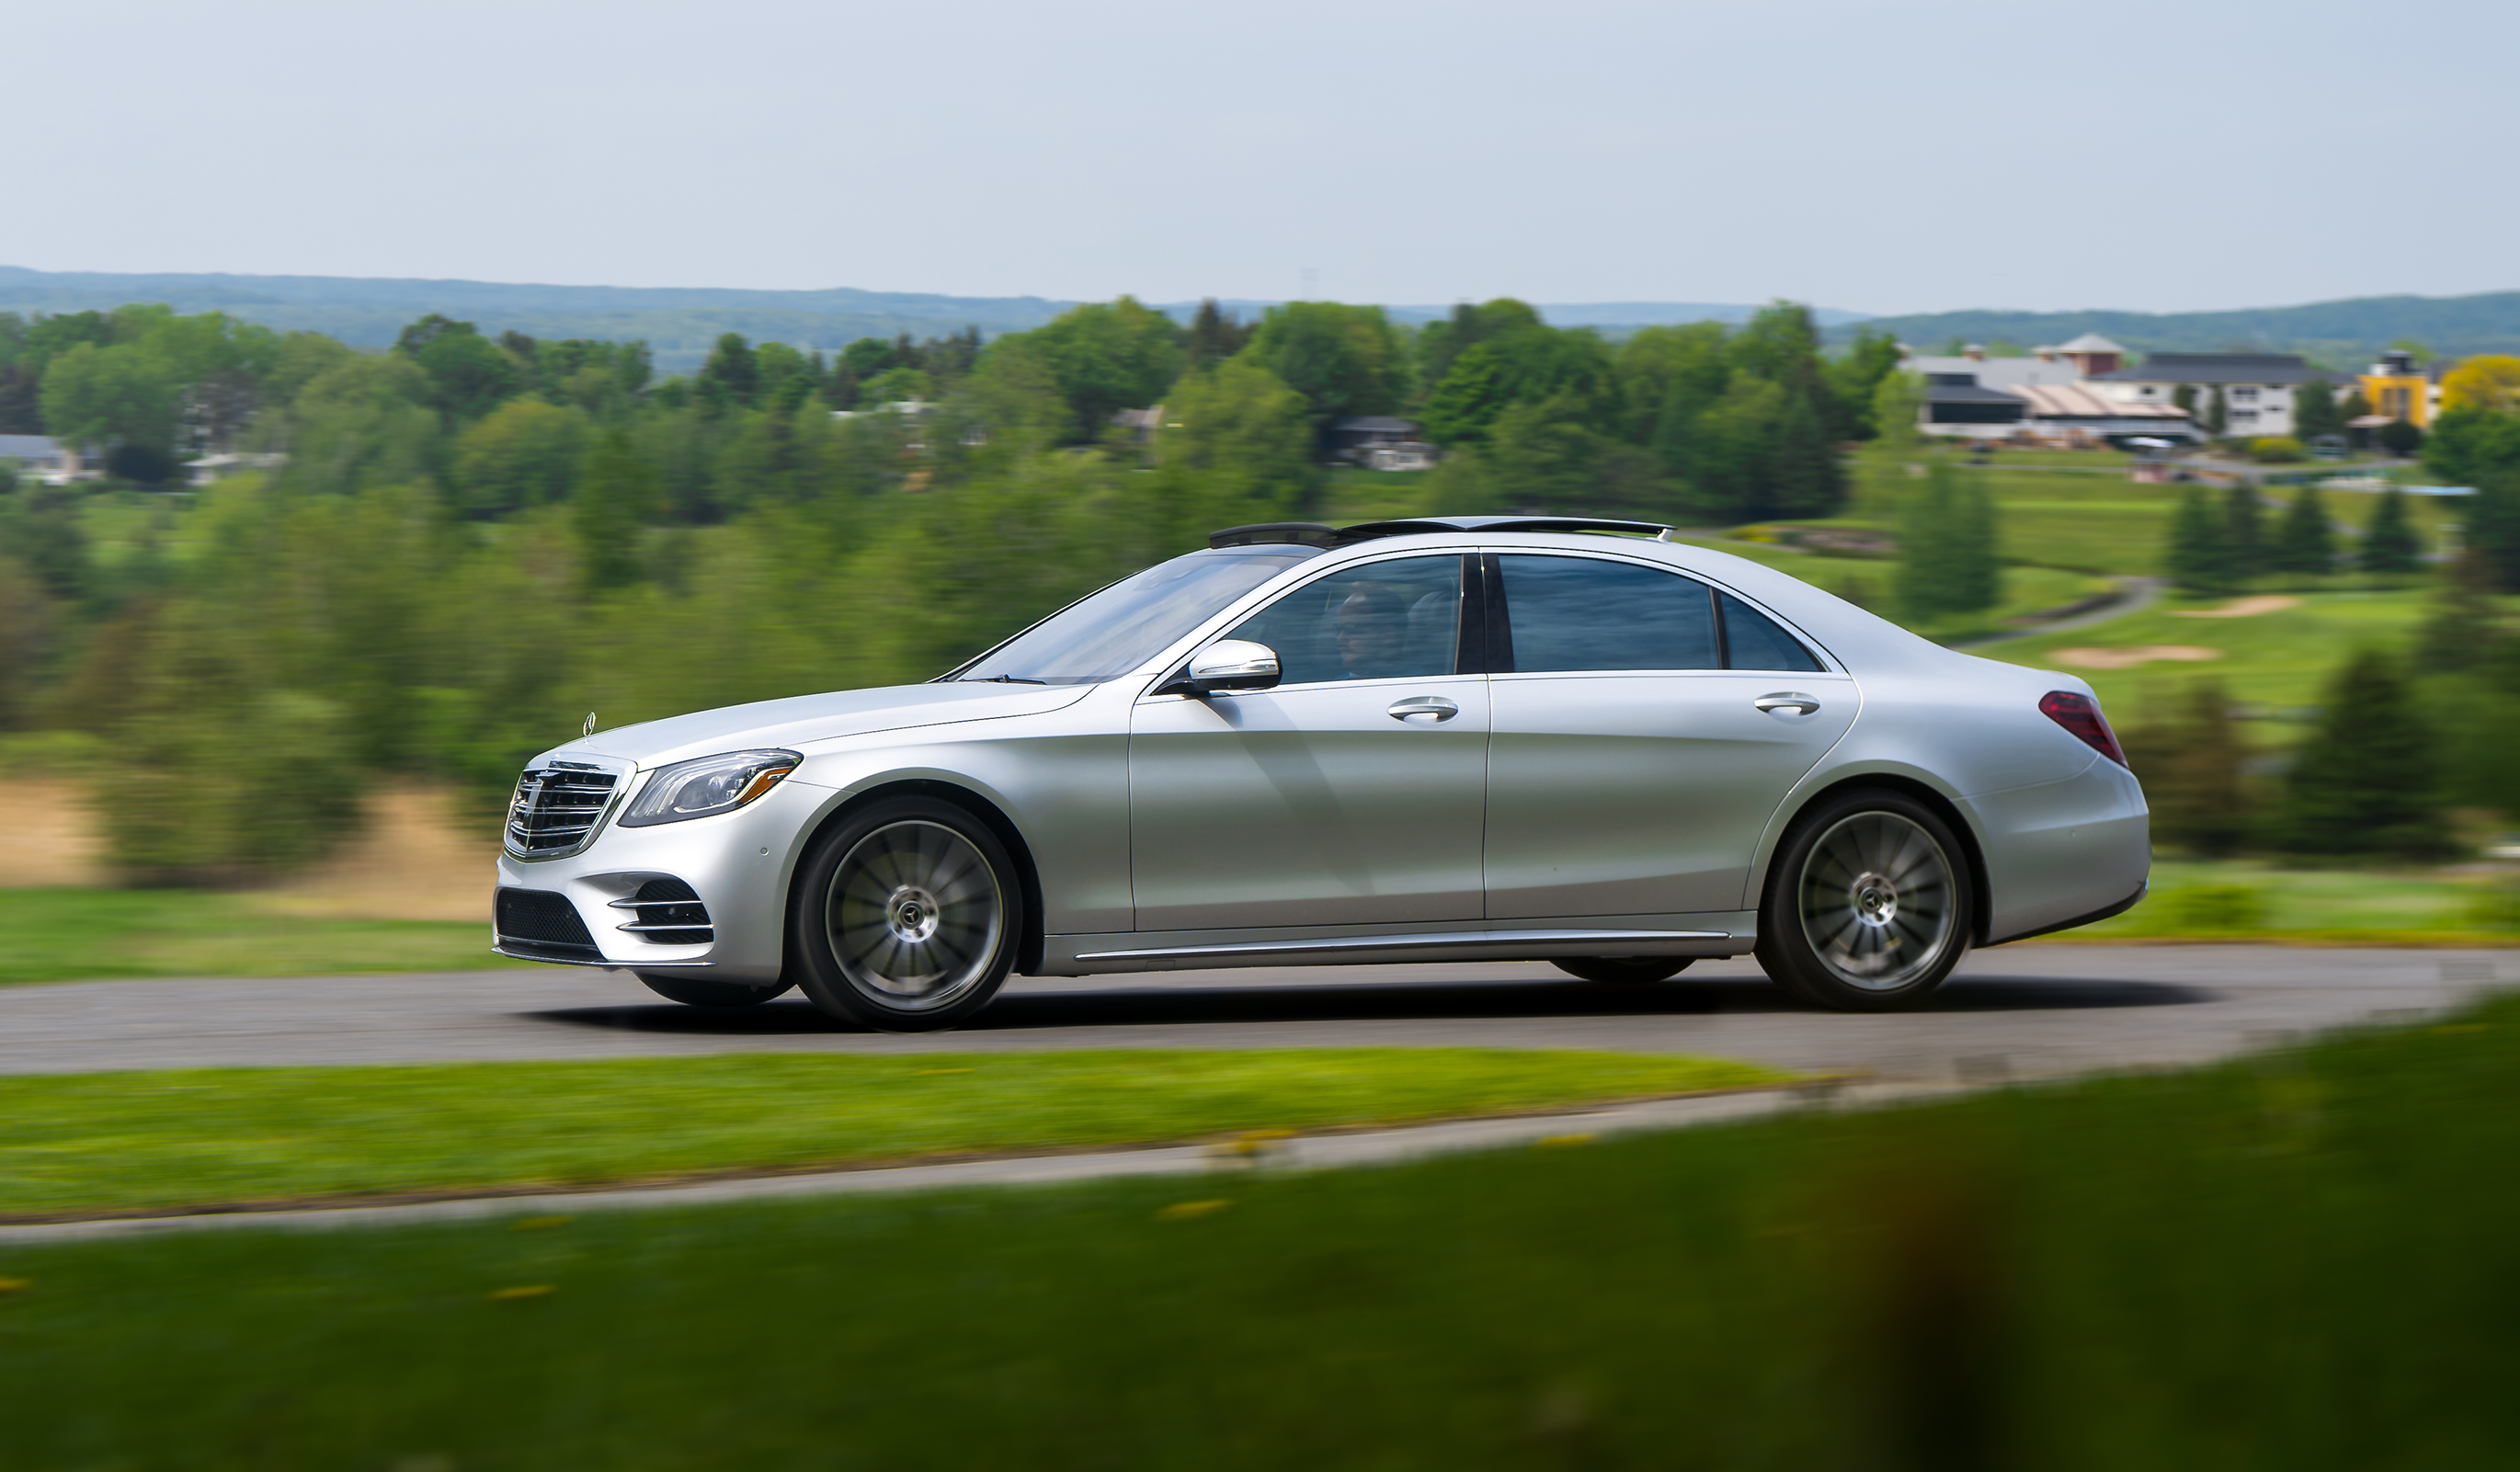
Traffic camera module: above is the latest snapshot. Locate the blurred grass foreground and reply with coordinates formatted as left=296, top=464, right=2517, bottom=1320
left=6, top=995, right=2518, bottom=1466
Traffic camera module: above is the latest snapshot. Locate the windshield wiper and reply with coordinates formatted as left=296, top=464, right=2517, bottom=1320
left=964, top=674, right=1048, bottom=684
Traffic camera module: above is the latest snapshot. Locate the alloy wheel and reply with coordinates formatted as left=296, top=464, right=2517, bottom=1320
left=825, top=820, right=1006, bottom=1011
left=1795, top=810, right=1958, bottom=992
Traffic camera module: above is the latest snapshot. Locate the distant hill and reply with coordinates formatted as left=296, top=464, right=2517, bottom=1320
left=0, top=267, right=1857, bottom=374
left=1837, top=292, right=2520, bottom=367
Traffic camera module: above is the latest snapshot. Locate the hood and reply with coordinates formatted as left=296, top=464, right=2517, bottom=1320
left=537, top=682, right=1093, bottom=771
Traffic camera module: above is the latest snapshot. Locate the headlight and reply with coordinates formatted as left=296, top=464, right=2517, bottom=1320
left=618, top=749, right=802, bottom=827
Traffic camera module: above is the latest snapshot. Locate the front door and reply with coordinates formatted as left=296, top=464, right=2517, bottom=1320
left=1481, top=553, right=1857, bottom=919
left=1128, top=553, right=1489, bottom=931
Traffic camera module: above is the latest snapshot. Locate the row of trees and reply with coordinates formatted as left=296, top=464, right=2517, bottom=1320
left=2163, top=483, right=2422, bottom=593
left=0, top=291, right=1924, bottom=878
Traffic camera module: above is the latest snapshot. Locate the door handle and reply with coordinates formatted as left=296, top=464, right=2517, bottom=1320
left=1387, top=695, right=1459, bottom=723
left=1754, top=692, right=1821, bottom=716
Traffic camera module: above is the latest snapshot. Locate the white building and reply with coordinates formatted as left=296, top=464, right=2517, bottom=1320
left=1901, top=337, right=2195, bottom=444
left=2085, top=353, right=2337, bottom=439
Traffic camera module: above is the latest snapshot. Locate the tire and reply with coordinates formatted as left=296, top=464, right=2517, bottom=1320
left=1550, top=956, right=1694, bottom=985
left=1755, top=789, right=1973, bottom=1011
left=637, top=973, right=793, bottom=1008
left=788, top=797, right=1023, bottom=1033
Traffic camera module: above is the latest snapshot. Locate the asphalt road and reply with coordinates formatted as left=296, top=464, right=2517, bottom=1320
left=2, top=946, right=2507, bottom=1084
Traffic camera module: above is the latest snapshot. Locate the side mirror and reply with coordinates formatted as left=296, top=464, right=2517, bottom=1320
left=1176, top=639, right=1281, bottom=696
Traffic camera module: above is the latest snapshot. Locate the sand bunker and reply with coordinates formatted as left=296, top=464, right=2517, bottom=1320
left=2048, top=645, right=2223, bottom=670
left=0, top=780, right=111, bottom=887
left=2174, top=595, right=2302, bottom=619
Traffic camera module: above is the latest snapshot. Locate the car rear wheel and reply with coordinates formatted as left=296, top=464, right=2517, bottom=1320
left=637, top=973, right=792, bottom=1008
left=790, top=798, right=1022, bottom=1033
left=1757, top=790, right=1972, bottom=1011
left=1550, top=957, right=1694, bottom=985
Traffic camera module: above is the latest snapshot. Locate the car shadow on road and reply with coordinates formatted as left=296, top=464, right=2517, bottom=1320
left=524, top=973, right=2212, bottom=1036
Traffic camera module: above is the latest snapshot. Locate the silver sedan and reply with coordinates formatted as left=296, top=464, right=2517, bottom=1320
left=493, top=517, right=2149, bottom=1030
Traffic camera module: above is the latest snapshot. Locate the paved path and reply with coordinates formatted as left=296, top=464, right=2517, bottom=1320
left=1, top=947, right=2503, bottom=1087
left=3, top=947, right=2505, bottom=1242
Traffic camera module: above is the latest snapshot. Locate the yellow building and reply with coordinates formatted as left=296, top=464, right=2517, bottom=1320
left=2357, top=348, right=2446, bottom=428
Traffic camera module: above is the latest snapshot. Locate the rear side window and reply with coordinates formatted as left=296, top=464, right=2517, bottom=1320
left=1719, top=592, right=1824, bottom=672
left=1498, top=555, right=1719, bottom=672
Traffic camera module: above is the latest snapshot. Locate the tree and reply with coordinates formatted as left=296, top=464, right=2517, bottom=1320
left=2270, top=485, right=2333, bottom=576
left=2166, top=485, right=2234, bottom=595
left=2279, top=648, right=2446, bottom=857
left=1770, top=388, right=1847, bottom=517
left=1869, top=370, right=1925, bottom=451
left=1182, top=300, right=1250, bottom=372
left=1824, top=329, right=1905, bottom=439
left=37, top=342, right=181, bottom=458
left=2377, top=418, right=2424, bottom=457
left=2360, top=486, right=2423, bottom=576
left=2204, top=385, right=2229, bottom=437
left=1896, top=462, right=2000, bottom=621
left=696, top=333, right=762, bottom=413
left=2443, top=355, right=2520, bottom=415
left=1157, top=358, right=1317, bottom=518
left=1240, top=302, right=1410, bottom=441
left=573, top=432, right=663, bottom=592
left=455, top=399, right=592, bottom=516
left=2223, top=485, right=2266, bottom=579
left=1483, top=394, right=1606, bottom=514
left=2294, top=380, right=2344, bottom=441
left=2463, top=483, right=2520, bottom=592
left=2424, top=406, right=2520, bottom=488
left=2121, top=679, right=2250, bottom=856
left=394, top=316, right=522, bottom=421
left=1021, top=297, right=1187, bottom=443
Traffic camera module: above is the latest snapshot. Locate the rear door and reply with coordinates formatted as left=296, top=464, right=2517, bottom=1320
left=1481, top=553, right=1856, bottom=919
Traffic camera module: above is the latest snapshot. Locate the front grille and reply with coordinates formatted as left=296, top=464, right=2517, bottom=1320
left=507, top=761, right=620, bottom=858
left=612, top=877, right=714, bottom=945
left=496, top=887, right=602, bottom=961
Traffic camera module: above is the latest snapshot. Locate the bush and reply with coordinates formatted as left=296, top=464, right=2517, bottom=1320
left=2156, top=884, right=2267, bottom=932
left=2247, top=436, right=2306, bottom=464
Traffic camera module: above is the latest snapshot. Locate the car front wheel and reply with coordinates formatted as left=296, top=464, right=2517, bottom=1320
left=790, top=798, right=1022, bottom=1032
left=1756, top=790, right=1972, bottom=1011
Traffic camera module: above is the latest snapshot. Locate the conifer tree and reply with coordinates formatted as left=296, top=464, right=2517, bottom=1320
left=2271, top=485, right=2333, bottom=576
left=2223, top=484, right=2265, bottom=579
left=2165, top=485, right=2234, bottom=594
left=1896, top=462, right=2000, bottom=621
left=2205, top=385, right=2228, bottom=437
left=2463, top=483, right=2520, bottom=592
left=2279, top=649, right=2446, bottom=857
left=2294, top=380, right=2344, bottom=441
left=573, top=432, right=663, bottom=592
left=2360, top=485, right=2423, bottom=576
left=2123, top=679, right=2250, bottom=856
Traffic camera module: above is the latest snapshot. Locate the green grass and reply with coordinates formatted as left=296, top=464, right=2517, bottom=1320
left=6, top=998, right=2518, bottom=1467
left=0, top=888, right=524, bottom=986
left=2048, top=858, right=2515, bottom=944
left=0, top=1049, right=1786, bottom=1215
left=1981, top=586, right=2434, bottom=733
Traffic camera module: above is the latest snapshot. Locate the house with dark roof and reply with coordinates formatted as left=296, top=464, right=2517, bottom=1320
left=2086, top=352, right=2337, bottom=439
left=0, top=434, right=76, bottom=483
left=1330, top=416, right=1437, bottom=472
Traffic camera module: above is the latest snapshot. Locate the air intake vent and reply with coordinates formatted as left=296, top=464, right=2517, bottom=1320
left=507, top=761, right=621, bottom=859
left=610, top=877, right=714, bottom=945
left=496, top=887, right=602, bottom=961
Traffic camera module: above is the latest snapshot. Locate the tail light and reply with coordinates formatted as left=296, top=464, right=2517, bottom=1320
left=2040, top=690, right=2126, bottom=766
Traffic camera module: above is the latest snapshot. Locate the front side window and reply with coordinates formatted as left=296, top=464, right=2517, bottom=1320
left=1499, top=555, right=1718, bottom=672
left=1223, top=555, right=1463, bottom=685
left=956, top=545, right=1320, bottom=685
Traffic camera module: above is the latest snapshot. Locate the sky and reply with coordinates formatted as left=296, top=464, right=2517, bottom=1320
left=11, top=0, right=2515, bottom=316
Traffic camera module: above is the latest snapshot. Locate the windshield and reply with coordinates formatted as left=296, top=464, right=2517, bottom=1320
left=955, top=545, right=1323, bottom=685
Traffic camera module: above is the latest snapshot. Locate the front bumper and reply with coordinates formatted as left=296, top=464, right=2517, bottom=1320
left=491, top=773, right=831, bottom=985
